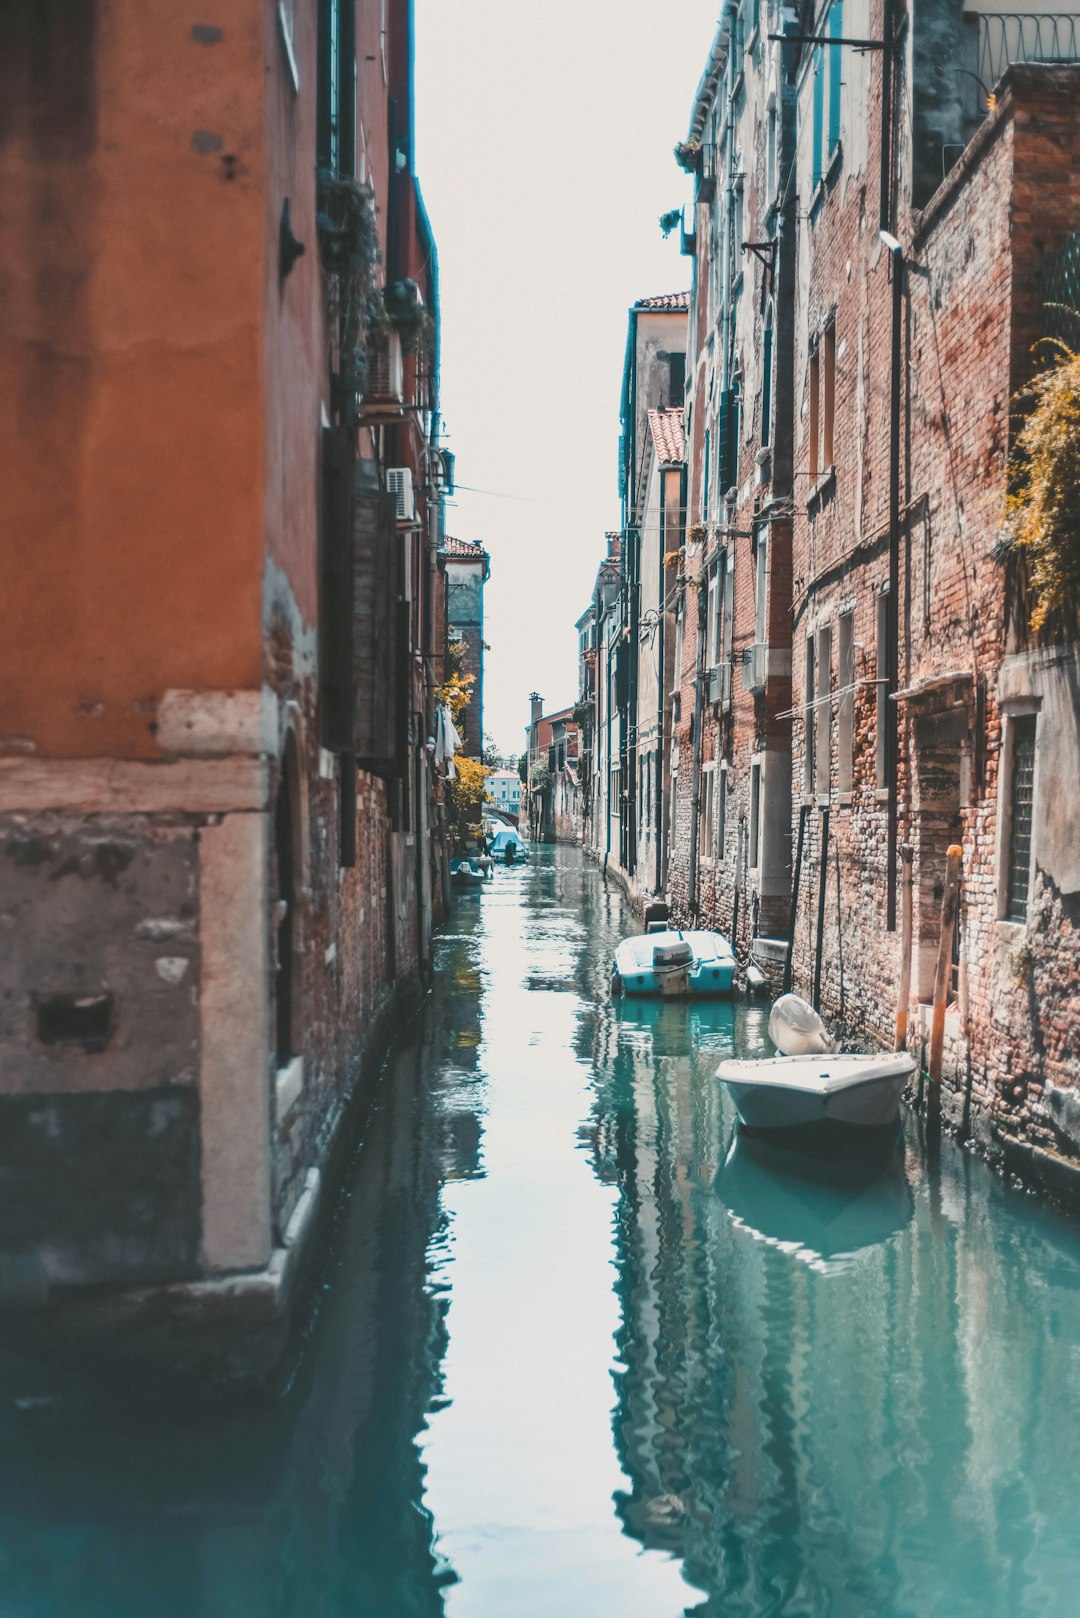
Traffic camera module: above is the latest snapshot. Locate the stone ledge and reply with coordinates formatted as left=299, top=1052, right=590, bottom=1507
left=999, top=1133, right=1080, bottom=1213
left=0, top=757, right=269, bottom=814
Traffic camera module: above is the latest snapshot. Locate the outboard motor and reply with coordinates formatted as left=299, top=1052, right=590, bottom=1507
left=768, top=992, right=833, bottom=1055
left=652, top=937, right=694, bottom=998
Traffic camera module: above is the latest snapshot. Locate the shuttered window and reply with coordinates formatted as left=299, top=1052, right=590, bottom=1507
left=1006, top=716, right=1037, bottom=922
left=320, top=425, right=356, bottom=753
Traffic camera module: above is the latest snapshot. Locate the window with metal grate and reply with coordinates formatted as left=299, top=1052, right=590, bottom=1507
left=1006, top=715, right=1037, bottom=922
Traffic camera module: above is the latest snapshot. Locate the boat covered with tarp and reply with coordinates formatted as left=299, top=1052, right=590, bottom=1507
left=611, top=929, right=735, bottom=999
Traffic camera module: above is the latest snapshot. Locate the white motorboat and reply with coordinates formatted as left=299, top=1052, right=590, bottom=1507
left=450, top=857, right=488, bottom=888
left=611, top=929, right=735, bottom=999
left=716, top=991, right=915, bottom=1132
left=716, top=1050, right=916, bottom=1131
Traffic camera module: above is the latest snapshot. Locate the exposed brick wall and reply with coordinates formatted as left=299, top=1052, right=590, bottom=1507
left=786, top=62, right=1080, bottom=1177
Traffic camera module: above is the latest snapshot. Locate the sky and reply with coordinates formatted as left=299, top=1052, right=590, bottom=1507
left=414, top=0, right=720, bottom=758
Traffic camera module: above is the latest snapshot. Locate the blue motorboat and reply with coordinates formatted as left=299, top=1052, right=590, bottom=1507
left=611, top=928, right=736, bottom=998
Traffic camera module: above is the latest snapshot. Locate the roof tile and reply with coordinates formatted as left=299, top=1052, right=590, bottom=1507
left=634, top=291, right=691, bottom=311
left=648, top=407, right=686, bottom=466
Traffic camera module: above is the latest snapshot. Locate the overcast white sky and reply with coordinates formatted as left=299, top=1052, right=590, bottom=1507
left=415, top=0, right=719, bottom=757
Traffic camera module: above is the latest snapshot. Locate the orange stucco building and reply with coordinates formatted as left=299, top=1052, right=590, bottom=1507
left=0, top=0, right=448, bottom=1383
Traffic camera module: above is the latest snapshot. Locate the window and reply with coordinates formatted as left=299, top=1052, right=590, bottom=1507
left=669, top=352, right=686, bottom=405
left=701, top=764, right=716, bottom=859
left=811, top=44, right=824, bottom=189
left=875, top=589, right=889, bottom=788
left=822, top=320, right=836, bottom=469
left=317, top=0, right=356, bottom=174
left=804, top=634, right=816, bottom=792
left=673, top=606, right=685, bottom=692
left=703, top=428, right=711, bottom=523
left=1005, top=715, right=1037, bottom=921
left=809, top=345, right=820, bottom=478
left=815, top=625, right=832, bottom=799
left=749, top=760, right=762, bottom=869
left=707, top=566, right=721, bottom=669
left=808, top=322, right=836, bottom=480
left=827, top=1, right=843, bottom=156
left=838, top=610, right=854, bottom=793
left=754, top=531, right=769, bottom=645
left=761, top=303, right=774, bottom=449
left=717, top=765, right=728, bottom=861
left=722, top=548, right=735, bottom=664
left=809, top=3, right=842, bottom=190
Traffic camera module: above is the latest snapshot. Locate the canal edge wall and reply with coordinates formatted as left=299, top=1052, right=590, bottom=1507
left=0, top=976, right=427, bottom=1399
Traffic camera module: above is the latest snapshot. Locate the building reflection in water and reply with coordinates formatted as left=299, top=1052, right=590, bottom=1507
left=0, top=914, right=494, bottom=1618
left=581, top=982, right=1080, bottom=1618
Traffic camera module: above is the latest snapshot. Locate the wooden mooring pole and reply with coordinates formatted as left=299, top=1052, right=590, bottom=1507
left=927, top=845, right=963, bottom=1120
left=894, top=844, right=913, bottom=1050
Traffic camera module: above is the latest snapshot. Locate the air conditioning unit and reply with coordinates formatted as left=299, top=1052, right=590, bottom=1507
left=743, top=641, right=768, bottom=694
left=360, top=329, right=404, bottom=421
left=386, top=467, right=416, bottom=525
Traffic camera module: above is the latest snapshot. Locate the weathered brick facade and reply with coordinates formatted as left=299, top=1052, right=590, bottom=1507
left=787, top=53, right=1080, bottom=1184
left=578, top=15, right=1080, bottom=1200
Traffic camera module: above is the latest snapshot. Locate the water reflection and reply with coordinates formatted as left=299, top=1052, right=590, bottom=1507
left=716, top=1130, right=914, bottom=1271
left=585, top=852, right=1080, bottom=1617
left=2, top=848, right=1080, bottom=1618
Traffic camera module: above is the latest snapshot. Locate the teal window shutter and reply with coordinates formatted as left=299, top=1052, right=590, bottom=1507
left=829, top=2, right=843, bottom=154
left=717, top=393, right=730, bottom=497
left=812, top=46, right=824, bottom=188
left=761, top=320, right=773, bottom=449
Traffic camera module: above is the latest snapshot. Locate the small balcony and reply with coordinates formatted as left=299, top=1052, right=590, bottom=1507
left=960, top=12, right=1080, bottom=131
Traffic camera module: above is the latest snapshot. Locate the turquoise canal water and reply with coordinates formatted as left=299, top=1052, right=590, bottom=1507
left=2, top=845, right=1080, bottom=1616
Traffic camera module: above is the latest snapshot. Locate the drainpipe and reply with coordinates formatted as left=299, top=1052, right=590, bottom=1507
left=881, top=229, right=903, bottom=932
left=655, top=469, right=678, bottom=893
left=686, top=577, right=708, bottom=915
left=878, top=0, right=894, bottom=233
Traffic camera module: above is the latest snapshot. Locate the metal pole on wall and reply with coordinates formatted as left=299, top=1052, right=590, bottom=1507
left=812, top=806, right=830, bottom=1013
left=927, top=845, right=963, bottom=1121
left=782, top=804, right=808, bottom=994
left=686, top=580, right=708, bottom=916
left=894, top=843, right=914, bottom=1049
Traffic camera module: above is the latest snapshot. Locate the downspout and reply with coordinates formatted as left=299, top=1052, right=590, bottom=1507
left=686, top=577, right=708, bottom=915
left=878, top=0, right=894, bottom=234
left=881, top=229, right=903, bottom=932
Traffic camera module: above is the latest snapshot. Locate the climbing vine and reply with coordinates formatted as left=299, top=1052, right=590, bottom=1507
left=1005, top=335, right=1080, bottom=633
left=434, top=637, right=475, bottom=725
left=446, top=756, right=491, bottom=822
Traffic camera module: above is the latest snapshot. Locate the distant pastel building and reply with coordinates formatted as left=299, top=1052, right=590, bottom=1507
left=488, top=770, right=522, bottom=818
left=441, top=536, right=490, bottom=760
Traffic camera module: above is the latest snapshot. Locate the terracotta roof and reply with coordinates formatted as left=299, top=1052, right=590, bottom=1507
left=634, top=291, right=690, bottom=311
left=648, top=407, right=685, bottom=466
left=441, top=535, right=488, bottom=559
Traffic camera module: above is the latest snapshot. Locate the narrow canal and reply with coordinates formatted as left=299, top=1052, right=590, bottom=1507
left=3, top=845, right=1080, bottom=1616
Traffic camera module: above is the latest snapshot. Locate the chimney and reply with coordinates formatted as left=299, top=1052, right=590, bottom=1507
left=529, top=692, right=543, bottom=729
